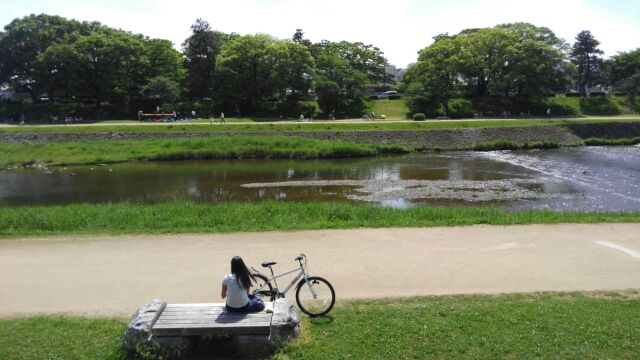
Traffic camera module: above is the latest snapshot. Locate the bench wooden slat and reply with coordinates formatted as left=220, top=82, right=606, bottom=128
left=150, top=302, right=273, bottom=337
left=156, top=319, right=271, bottom=324
left=156, top=317, right=272, bottom=324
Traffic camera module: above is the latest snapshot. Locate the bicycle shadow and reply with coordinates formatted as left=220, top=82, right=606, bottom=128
left=307, top=315, right=334, bottom=325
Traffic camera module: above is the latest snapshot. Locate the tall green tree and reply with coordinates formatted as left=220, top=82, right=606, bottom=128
left=0, top=14, right=99, bottom=101
left=68, top=31, right=145, bottom=110
left=217, top=34, right=314, bottom=115
left=570, top=30, right=603, bottom=95
left=310, top=40, right=388, bottom=116
left=403, top=24, right=569, bottom=116
left=141, top=76, right=181, bottom=110
left=604, top=48, right=640, bottom=90
left=403, top=37, right=461, bottom=115
left=182, top=19, right=219, bottom=99
left=292, top=29, right=312, bottom=48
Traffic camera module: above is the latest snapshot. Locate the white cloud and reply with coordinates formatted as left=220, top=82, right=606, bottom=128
left=2, top=0, right=639, bottom=67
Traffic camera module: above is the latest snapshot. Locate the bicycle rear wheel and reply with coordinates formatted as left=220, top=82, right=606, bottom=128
left=295, top=276, right=335, bottom=317
left=253, top=274, right=275, bottom=301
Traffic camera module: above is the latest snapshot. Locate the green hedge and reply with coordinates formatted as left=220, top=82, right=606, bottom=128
left=447, top=99, right=474, bottom=118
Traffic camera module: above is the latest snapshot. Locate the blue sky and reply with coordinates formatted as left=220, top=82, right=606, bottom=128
left=2, top=0, right=639, bottom=67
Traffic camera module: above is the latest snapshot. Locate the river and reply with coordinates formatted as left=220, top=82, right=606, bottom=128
left=1, top=146, right=638, bottom=211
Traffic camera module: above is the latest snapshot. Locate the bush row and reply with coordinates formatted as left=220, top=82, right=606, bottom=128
left=411, top=96, right=638, bottom=120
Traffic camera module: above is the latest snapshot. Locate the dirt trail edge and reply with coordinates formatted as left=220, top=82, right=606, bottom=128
left=1, top=224, right=639, bottom=317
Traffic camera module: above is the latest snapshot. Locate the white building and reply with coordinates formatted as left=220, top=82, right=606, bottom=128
left=385, top=65, right=406, bottom=82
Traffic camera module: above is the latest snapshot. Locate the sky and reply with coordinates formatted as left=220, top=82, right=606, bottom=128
left=2, top=0, right=639, bottom=68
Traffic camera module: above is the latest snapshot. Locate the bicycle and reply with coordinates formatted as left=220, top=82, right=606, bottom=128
left=251, top=253, right=335, bottom=317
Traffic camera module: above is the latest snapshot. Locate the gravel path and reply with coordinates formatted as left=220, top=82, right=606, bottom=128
left=1, top=224, right=639, bottom=316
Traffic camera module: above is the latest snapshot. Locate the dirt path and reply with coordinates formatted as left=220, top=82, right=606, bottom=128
left=1, top=224, right=639, bottom=317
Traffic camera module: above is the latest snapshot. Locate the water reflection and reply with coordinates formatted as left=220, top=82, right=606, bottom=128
left=1, top=147, right=639, bottom=212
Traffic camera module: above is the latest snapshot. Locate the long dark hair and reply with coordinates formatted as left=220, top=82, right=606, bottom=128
left=231, top=256, right=254, bottom=290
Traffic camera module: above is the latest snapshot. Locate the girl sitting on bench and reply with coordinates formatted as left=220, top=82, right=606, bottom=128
left=221, top=256, right=265, bottom=313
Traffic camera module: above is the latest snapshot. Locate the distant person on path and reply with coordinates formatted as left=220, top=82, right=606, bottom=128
left=137, top=110, right=143, bottom=122
left=19, top=113, right=26, bottom=126
left=172, top=111, right=177, bottom=121
left=191, top=110, right=196, bottom=120
left=546, top=108, right=551, bottom=120
left=299, top=114, right=304, bottom=122
left=220, top=112, right=225, bottom=124
left=221, top=256, right=265, bottom=313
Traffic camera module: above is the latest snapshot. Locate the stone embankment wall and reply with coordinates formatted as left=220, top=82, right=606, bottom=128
left=1, top=122, right=640, bottom=148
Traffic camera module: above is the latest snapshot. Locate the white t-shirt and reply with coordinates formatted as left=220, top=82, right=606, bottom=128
left=222, top=274, right=249, bottom=308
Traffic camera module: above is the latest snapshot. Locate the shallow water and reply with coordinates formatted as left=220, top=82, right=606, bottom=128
left=1, top=146, right=638, bottom=211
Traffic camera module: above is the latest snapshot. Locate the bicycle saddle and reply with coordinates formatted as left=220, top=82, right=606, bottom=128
left=261, top=261, right=277, bottom=268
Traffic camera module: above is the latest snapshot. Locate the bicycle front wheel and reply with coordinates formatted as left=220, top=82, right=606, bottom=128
left=295, top=276, right=335, bottom=317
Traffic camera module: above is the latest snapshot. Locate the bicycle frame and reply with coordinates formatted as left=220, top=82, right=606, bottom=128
left=252, top=261, right=317, bottom=298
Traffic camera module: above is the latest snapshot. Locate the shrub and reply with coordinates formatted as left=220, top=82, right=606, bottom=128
left=388, top=95, right=402, bottom=100
left=412, top=113, right=426, bottom=121
left=471, top=97, right=511, bottom=116
left=565, top=93, right=582, bottom=97
left=447, top=99, right=474, bottom=118
left=589, top=92, right=606, bottom=97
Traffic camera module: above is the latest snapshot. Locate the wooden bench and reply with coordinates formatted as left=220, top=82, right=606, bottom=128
left=150, top=302, right=274, bottom=337
left=124, top=298, right=298, bottom=358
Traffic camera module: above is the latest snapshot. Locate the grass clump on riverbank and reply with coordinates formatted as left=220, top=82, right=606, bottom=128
left=583, top=137, right=640, bottom=146
left=472, top=140, right=562, bottom=151
left=0, top=136, right=411, bottom=167
left=2, top=291, right=639, bottom=359
left=1, top=202, right=639, bottom=237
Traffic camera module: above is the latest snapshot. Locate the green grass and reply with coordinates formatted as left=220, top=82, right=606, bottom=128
left=277, top=291, right=640, bottom=359
left=0, top=136, right=412, bottom=167
left=2, top=117, right=640, bottom=134
left=583, top=137, right=640, bottom=146
left=2, top=291, right=639, bottom=359
left=1, top=202, right=639, bottom=238
left=0, top=316, right=126, bottom=360
left=546, top=96, right=640, bottom=116
left=369, top=99, right=410, bottom=119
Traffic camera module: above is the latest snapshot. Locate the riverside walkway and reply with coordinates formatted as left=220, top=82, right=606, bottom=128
left=1, top=224, right=639, bottom=316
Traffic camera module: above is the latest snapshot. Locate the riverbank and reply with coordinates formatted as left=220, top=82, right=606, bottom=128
left=1, top=202, right=639, bottom=237
left=0, top=136, right=410, bottom=168
left=2, top=291, right=638, bottom=359
left=1, top=122, right=640, bottom=168
left=1, top=117, right=639, bottom=136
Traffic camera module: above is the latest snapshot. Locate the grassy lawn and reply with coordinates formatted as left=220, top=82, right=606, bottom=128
left=369, top=99, right=410, bottom=119
left=0, top=136, right=410, bottom=168
left=2, top=291, right=638, bottom=359
left=2, top=117, right=640, bottom=134
left=1, top=202, right=639, bottom=238
left=277, top=291, right=640, bottom=359
left=0, top=316, right=126, bottom=360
